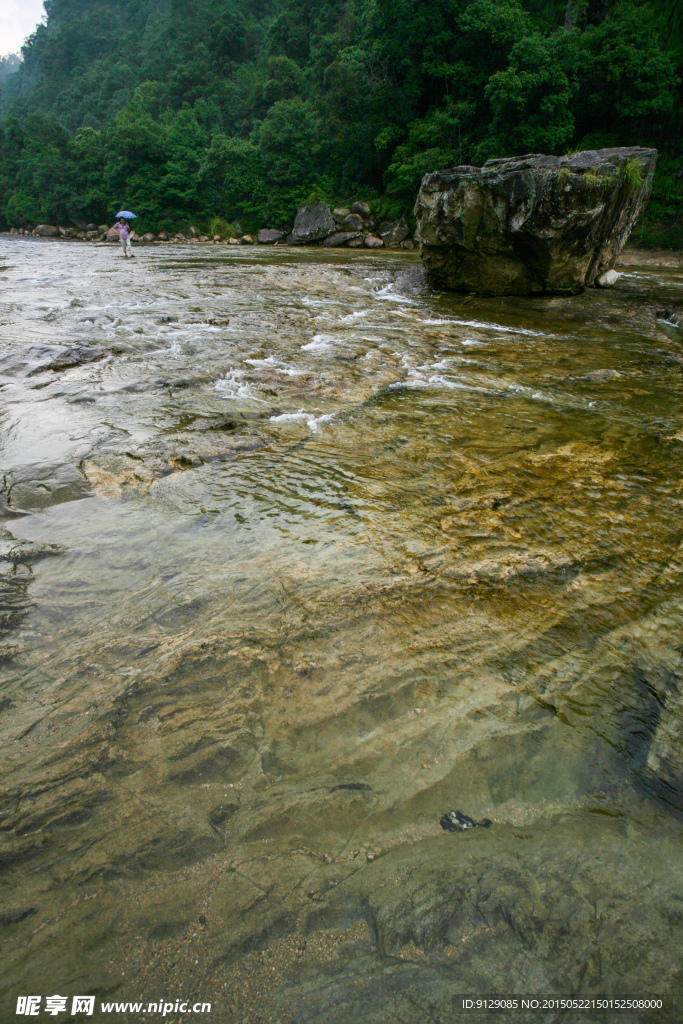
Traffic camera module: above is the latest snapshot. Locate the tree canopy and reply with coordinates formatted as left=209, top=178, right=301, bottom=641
left=0, top=0, right=681, bottom=243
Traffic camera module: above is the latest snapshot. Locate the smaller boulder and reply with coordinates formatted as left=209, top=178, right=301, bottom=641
left=401, top=239, right=415, bottom=250
left=58, top=226, right=68, bottom=237
left=86, top=223, right=97, bottom=232
left=596, top=269, right=620, bottom=288
left=240, top=235, right=254, bottom=245
left=143, top=232, right=156, bottom=243
left=351, top=201, right=371, bottom=218
left=34, top=225, right=60, bottom=237
left=228, top=237, right=240, bottom=245
left=213, top=234, right=221, bottom=241
left=199, top=234, right=210, bottom=242
left=342, top=214, right=364, bottom=231
left=323, top=231, right=362, bottom=247
left=98, top=224, right=108, bottom=234
left=258, top=228, right=284, bottom=244
left=379, top=217, right=409, bottom=248
left=76, top=231, right=86, bottom=239
left=333, top=207, right=351, bottom=224
left=157, top=231, right=169, bottom=241
left=364, top=235, right=384, bottom=249
left=174, top=232, right=186, bottom=241
left=347, top=236, right=364, bottom=248
left=85, top=230, right=98, bottom=240
left=106, top=227, right=119, bottom=242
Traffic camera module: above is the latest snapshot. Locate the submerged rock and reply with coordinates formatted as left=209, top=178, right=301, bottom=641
left=656, top=309, right=683, bottom=342
left=0, top=463, right=92, bottom=515
left=440, top=809, right=492, bottom=832
left=414, top=147, right=657, bottom=295
left=288, top=203, right=335, bottom=245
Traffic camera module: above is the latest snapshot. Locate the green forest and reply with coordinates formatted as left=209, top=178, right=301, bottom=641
left=0, top=0, right=682, bottom=243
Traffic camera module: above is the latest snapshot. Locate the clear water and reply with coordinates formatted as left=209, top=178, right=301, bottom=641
left=1, top=238, right=683, bottom=1023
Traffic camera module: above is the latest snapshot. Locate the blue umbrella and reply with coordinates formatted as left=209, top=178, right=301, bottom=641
left=115, top=210, right=137, bottom=219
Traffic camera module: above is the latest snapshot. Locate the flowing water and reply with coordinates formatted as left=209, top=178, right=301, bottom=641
left=1, top=238, right=683, bottom=1023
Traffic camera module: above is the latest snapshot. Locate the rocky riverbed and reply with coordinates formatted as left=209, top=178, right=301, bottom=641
left=1, top=237, right=683, bottom=1023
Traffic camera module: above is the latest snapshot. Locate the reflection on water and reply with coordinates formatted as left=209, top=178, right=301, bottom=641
left=1, top=238, right=683, bottom=1022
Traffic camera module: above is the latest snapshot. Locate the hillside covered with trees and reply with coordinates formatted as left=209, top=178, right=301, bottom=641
left=0, top=0, right=681, bottom=242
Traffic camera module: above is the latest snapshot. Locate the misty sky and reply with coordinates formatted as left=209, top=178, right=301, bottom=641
left=1, top=0, right=46, bottom=56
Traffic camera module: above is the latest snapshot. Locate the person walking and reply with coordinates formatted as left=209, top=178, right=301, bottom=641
left=114, top=217, right=134, bottom=258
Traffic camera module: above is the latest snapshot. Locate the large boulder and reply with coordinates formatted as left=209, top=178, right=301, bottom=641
left=258, top=228, right=284, bottom=244
left=414, top=147, right=657, bottom=295
left=34, top=225, right=60, bottom=237
left=288, top=202, right=335, bottom=245
left=106, top=227, right=119, bottom=242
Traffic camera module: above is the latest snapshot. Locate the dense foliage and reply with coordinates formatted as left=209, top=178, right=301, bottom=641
left=0, top=0, right=681, bottom=242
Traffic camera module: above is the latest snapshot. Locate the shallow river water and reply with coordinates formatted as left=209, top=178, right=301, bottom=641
left=1, top=238, right=683, bottom=1023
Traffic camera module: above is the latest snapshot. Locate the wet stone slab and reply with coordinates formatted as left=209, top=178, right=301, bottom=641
left=0, top=238, right=682, bottom=1021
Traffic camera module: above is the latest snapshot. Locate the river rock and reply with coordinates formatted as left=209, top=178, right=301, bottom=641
left=596, top=269, right=620, bottom=288
left=106, top=228, right=118, bottom=242
left=414, top=147, right=657, bottom=295
left=342, top=213, right=364, bottom=231
left=364, top=235, right=384, bottom=248
left=157, top=231, right=169, bottom=241
left=34, top=225, right=60, bottom=237
left=142, top=232, right=156, bottom=243
left=380, top=218, right=410, bottom=248
left=239, top=235, right=254, bottom=245
left=0, top=463, right=91, bottom=515
left=351, top=201, right=371, bottom=218
left=98, top=224, right=108, bottom=234
left=333, top=207, right=351, bottom=224
left=288, top=202, right=335, bottom=245
left=323, top=231, right=363, bottom=247
left=258, top=229, right=284, bottom=244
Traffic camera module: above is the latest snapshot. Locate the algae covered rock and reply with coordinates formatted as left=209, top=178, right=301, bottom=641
left=414, top=147, right=657, bottom=295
